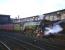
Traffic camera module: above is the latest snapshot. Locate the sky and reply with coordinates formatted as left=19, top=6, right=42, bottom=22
left=0, top=0, right=65, bottom=18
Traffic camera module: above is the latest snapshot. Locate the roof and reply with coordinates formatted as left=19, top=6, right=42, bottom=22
left=0, top=14, right=10, bottom=17
left=43, top=9, right=65, bottom=15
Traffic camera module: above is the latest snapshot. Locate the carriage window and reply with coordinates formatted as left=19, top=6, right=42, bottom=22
left=61, top=13, right=65, bottom=20
left=45, top=15, right=50, bottom=20
left=49, top=15, right=54, bottom=21
left=54, top=15, right=58, bottom=21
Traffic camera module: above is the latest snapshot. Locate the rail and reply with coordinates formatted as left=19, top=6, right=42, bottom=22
left=0, top=41, right=11, bottom=50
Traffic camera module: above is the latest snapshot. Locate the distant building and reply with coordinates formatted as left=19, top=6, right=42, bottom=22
left=11, top=9, right=65, bottom=24
left=0, top=14, right=11, bottom=24
left=12, top=15, right=44, bottom=24
left=43, top=9, right=65, bottom=21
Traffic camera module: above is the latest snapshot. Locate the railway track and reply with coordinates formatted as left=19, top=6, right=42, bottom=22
left=0, top=32, right=65, bottom=50
left=1, top=37, right=43, bottom=50
left=0, top=32, right=44, bottom=50
left=0, top=38, right=28, bottom=50
left=0, top=41, right=11, bottom=50
left=5, top=32, right=65, bottom=50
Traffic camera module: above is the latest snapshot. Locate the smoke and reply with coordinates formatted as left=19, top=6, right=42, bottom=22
left=44, top=25, right=63, bottom=35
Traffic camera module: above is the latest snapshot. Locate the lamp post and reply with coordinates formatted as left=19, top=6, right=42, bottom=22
left=18, top=15, right=21, bottom=32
